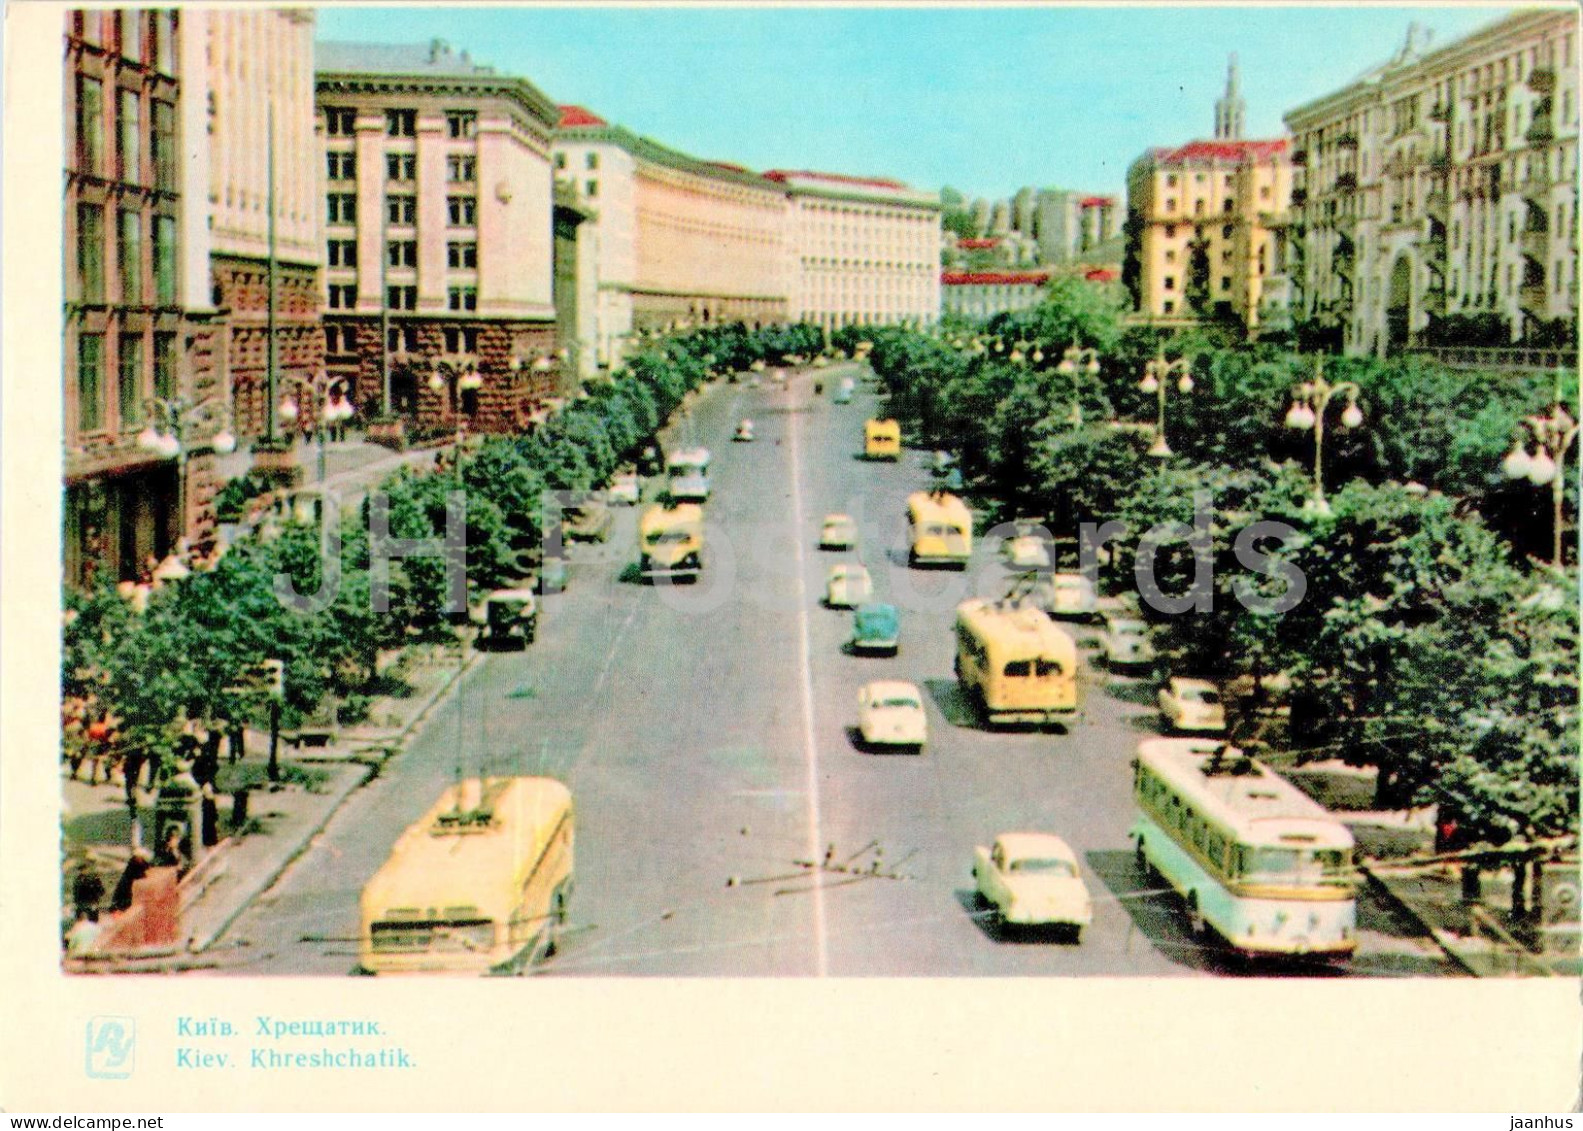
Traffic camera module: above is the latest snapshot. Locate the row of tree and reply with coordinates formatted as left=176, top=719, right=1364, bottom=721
left=837, top=296, right=1578, bottom=846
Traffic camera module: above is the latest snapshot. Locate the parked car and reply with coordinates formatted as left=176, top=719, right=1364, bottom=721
left=734, top=419, right=756, bottom=442
left=1099, top=615, right=1155, bottom=669
left=826, top=563, right=873, bottom=609
left=1045, top=572, right=1097, bottom=619
left=1158, top=677, right=1227, bottom=734
left=972, top=832, right=1093, bottom=940
left=480, top=588, right=538, bottom=649
left=821, top=513, right=859, bottom=550
left=608, top=471, right=641, bottom=506
left=850, top=603, right=900, bottom=655
left=856, top=680, right=927, bottom=753
left=563, top=500, right=612, bottom=543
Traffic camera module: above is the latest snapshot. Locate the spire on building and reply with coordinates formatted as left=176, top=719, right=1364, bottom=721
left=1214, top=53, right=1246, bottom=141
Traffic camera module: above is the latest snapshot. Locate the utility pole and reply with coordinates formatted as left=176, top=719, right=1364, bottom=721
left=266, top=98, right=278, bottom=444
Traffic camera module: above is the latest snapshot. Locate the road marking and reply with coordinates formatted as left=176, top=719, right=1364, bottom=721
left=788, top=400, right=829, bottom=977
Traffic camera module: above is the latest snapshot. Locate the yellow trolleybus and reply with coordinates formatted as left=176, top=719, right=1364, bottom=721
left=906, top=490, right=973, bottom=568
left=864, top=418, right=902, bottom=460
left=359, top=776, right=574, bottom=975
left=954, top=598, right=1079, bottom=727
left=1130, top=738, right=1357, bottom=961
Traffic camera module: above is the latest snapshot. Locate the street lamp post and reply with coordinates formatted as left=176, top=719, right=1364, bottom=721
left=1140, top=350, right=1195, bottom=457
left=278, top=373, right=356, bottom=483
left=1501, top=403, right=1578, bottom=567
left=1283, top=361, right=1364, bottom=513
left=136, top=396, right=238, bottom=546
left=1056, top=342, right=1103, bottom=378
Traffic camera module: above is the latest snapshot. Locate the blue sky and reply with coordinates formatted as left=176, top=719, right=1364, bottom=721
left=315, top=4, right=1523, bottom=200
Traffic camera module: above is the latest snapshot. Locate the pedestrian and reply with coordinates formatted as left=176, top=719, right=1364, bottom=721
left=109, top=847, right=152, bottom=913
left=156, top=825, right=188, bottom=875
left=71, top=859, right=106, bottom=921
left=65, top=909, right=103, bottom=957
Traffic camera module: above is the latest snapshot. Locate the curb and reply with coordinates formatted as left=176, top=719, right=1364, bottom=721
left=1358, top=862, right=1480, bottom=977
left=185, top=645, right=481, bottom=955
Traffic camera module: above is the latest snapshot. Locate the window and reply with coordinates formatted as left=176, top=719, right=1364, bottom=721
left=387, top=325, right=419, bottom=352
left=78, top=11, right=103, bottom=46
left=1220, top=276, right=1232, bottom=292
left=118, top=211, right=141, bottom=303
left=1165, top=249, right=1176, bottom=264
left=153, top=332, right=176, bottom=400
left=447, top=286, right=478, bottom=311
left=118, top=335, right=143, bottom=426
left=1194, top=200, right=1206, bottom=216
left=1166, top=174, right=1178, bottom=187
left=1223, top=199, right=1235, bottom=213
left=77, top=76, right=104, bottom=176
left=117, top=89, right=141, bottom=183
left=386, top=240, right=417, bottom=268
left=447, top=241, right=477, bottom=269
left=554, top=152, right=567, bottom=170
left=153, top=13, right=174, bottom=75
left=153, top=215, right=176, bottom=305
left=78, top=334, right=106, bottom=432
left=325, top=107, right=356, bottom=136
left=1222, top=248, right=1233, bottom=261
left=386, top=194, right=417, bottom=225
left=1165, top=197, right=1177, bottom=212
left=446, top=110, right=476, bottom=139
left=386, top=153, right=416, bottom=182
left=387, top=285, right=417, bottom=310
left=327, top=284, right=356, bottom=310
left=386, top=109, right=416, bottom=137
left=327, top=239, right=357, bottom=268
left=447, top=155, right=475, bottom=183
left=585, top=152, right=599, bottom=170
left=1162, top=300, right=1175, bottom=314
left=77, top=203, right=104, bottom=303
left=1165, top=224, right=1177, bottom=238
left=325, top=325, right=355, bottom=355
left=447, top=196, right=476, bottom=226
left=327, top=151, right=356, bottom=180
left=151, top=101, right=177, bottom=191
left=443, top=326, right=479, bottom=353
left=327, top=194, right=357, bottom=224
left=585, top=179, right=598, bottom=198
left=1163, top=275, right=1176, bottom=290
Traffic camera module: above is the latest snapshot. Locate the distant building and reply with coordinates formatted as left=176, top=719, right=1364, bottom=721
left=940, top=269, right=1051, bottom=321
left=64, top=9, right=228, bottom=586
left=554, top=106, right=789, bottom=368
left=764, top=169, right=941, bottom=332
left=316, top=40, right=561, bottom=434
left=1284, top=12, right=1579, bottom=354
left=1125, top=57, right=1294, bottom=332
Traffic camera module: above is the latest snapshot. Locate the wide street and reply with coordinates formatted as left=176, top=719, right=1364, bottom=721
left=210, top=364, right=1454, bottom=978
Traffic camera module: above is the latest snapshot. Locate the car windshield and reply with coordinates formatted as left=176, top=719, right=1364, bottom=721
left=876, top=695, right=920, bottom=710
left=1185, top=688, right=1221, bottom=704
left=648, top=531, right=691, bottom=545
left=1008, top=857, right=1076, bottom=877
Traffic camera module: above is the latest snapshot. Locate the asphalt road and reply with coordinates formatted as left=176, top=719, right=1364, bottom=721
left=212, top=364, right=1454, bottom=977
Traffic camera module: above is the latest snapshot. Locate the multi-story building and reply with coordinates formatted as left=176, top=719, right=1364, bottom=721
left=554, top=106, right=789, bottom=368
left=183, top=10, right=322, bottom=440
left=64, top=9, right=227, bottom=587
left=315, top=40, right=561, bottom=433
left=1125, top=58, right=1294, bottom=332
left=1285, top=13, right=1579, bottom=354
left=765, top=169, right=941, bottom=332
left=940, top=270, right=1051, bottom=321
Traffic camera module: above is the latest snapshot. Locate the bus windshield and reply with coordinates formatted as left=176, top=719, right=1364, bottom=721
left=1240, top=846, right=1352, bottom=884
left=1008, top=857, right=1077, bottom=877
left=647, top=530, right=692, bottom=546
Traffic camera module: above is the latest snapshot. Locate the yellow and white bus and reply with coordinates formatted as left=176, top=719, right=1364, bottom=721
left=638, top=502, right=704, bottom=582
left=359, top=776, right=574, bottom=975
left=907, top=490, right=973, bottom=568
left=1130, top=739, right=1357, bottom=961
left=864, top=418, right=902, bottom=460
left=954, top=598, right=1079, bottom=727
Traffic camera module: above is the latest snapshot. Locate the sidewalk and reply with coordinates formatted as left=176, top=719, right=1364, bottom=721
left=214, top=437, right=439, bottom=507
left=62, top=637, right=481, bottom=963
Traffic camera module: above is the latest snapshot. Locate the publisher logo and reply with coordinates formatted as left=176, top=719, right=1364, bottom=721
left=86, top=1016, right=135, bottom=1079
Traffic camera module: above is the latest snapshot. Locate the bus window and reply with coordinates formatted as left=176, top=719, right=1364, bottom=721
left=1242, top=846, right=1300, bottom=880
left=1036, top=658, right=1063, bottom=677
left=1004, top=660, right=1031, bottom=677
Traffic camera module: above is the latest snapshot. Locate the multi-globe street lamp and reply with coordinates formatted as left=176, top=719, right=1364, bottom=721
left=278, top=374, right=356, bottom=483
left=1283, top=363, right=1364, bottom=513
left=136, top=396, right=238, bottom=544
left=1502, top=402, right=1578, bottom=567
left=1057, top=343, right=1103, bottom=377
left=1140, top=350, right=1195, bottom=457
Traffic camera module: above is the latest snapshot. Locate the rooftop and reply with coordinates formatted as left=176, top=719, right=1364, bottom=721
left=942, top=270, right=1051, bottom=286
left=1149, top=138, right=1291, bottom=165
left=558, top=104, right=608, bottom=128
left=316, top=38, right=499, bottom=77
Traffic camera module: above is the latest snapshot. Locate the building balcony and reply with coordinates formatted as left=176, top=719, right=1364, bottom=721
left=1520, top=282, right=1548, bottom=313
left=1334, top=172, right=1358, bottom=192
left=1336, top=132, right=1359, bottom=149
left=1528, top=67, right=1555, bottom=95
left=1521, top=226, right=1550, bottom=257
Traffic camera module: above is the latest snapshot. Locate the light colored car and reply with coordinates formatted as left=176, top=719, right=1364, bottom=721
left=734, top=419, right=755, bottom=442
left=1158, top=677, right=1227, bottom=734
left=833, top=377, right=855, bottom=404
left=608, top=472, right=641, bottom=506
left=1002, top=530, right=1052, bottom=572
left=826, top=563, right=873, bottom=609
left=821, top=513, right=858, bottom=550
left=972, top=832, right=1093, bottom=939
left=1099, top=615, right=1155, bottom=669
left=1046, top=572, right=1097, bottom=619
left=857, top=680, right=927, bottom=753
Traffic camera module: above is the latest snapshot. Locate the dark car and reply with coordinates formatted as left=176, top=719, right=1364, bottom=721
left=851, top=602, right=900, bottom=655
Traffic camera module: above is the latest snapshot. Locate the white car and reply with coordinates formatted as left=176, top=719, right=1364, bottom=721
left=821, top=513, right=858, bottom=550
left=825, top=563, right=873, bottom=609
left=608, top=472, right=641, bottom=506
left=734, top=420, right=755, bottom=442
left=972, top=832, right=1093, bottom=939
left=1099, top=615, right=1155, bottom=669
left=1002, top=530, right=1052, bottom=572
left=1158, top=677, right=1227, bottom=734
left=1046, top=572, right=1097, bottom=619
left=857, top=680, right=927, bottom=753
